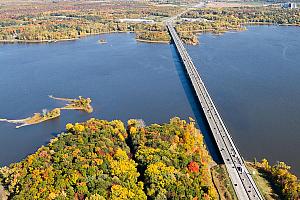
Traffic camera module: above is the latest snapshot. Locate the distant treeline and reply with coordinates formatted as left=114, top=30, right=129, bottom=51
left=0, top=19, right=168, bottom=41
left=0, top=2, right=182, bottom=42
left=0, top=5, right=299, bottom=44
left=175, top=6, right=300, bottom=44
left=181, top=7, right=300, bottom=25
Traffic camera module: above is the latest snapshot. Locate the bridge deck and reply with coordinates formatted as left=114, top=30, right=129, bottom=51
left=166, top=22, right=264, bottom=200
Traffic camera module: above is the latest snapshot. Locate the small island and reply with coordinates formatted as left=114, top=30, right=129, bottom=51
left=97, top=39, right=107, bottom=44
left=178, top=32, right=199, bottom=45
left=0, top=108, right=60, bottom=129
left=49, top=95, right=93, bottom=113
left=0, top=96, right=93, bottom=128
left=135, top=31, right=171, bottom=44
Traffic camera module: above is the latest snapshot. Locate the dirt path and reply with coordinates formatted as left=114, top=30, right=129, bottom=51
left=0, top=184, right=8, bottom=200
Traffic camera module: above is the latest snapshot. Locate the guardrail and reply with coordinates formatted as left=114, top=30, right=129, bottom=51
left=166, top=21, right=264, bottom=200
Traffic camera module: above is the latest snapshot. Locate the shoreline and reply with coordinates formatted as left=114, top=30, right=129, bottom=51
left=243, top=22, right=300, bottom=27
left=0, top=23, right=298, bottom=45
left=0, top=109, right=61, bottom=129
left=135, top=38, right=170, bottom=44
left=0, top=38, right=79, bottom=44
left=49, top=95, right=93, bottom=113
left=0, top=96, right=93, bottom=128
left=0, top=30, right=134, bottom=44
left=15, top=113, right=60, bottom=129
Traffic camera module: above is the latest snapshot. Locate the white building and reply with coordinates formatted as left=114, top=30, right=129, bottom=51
left=282, top=2, right=297, bottom=9
left=291, top=3, right=298, bottom=8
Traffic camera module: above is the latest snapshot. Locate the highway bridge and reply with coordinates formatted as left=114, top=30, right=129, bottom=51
left=166, top=21, right=264, bottom=200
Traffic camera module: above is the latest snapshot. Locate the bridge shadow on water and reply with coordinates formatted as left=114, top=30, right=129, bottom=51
left=169, top=43, right=223, bottom=164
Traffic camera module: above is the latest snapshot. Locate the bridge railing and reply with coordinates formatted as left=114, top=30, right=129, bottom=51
left=166, top=22, right=264, bottom=200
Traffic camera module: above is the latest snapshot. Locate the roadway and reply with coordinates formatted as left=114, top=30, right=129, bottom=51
left=163, top=2, right=205, bottom=23
left=166, top=21, right=264, bottom=200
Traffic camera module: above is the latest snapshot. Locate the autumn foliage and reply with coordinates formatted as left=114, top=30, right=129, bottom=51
left=0, top=118, right=145, bottom=199
left=188, top=161, right=200, bottom=173
left=130, top=117, right=218, bottom=199
left=255, top=159, right=300, bottom=200
left=0, top=117, right=218, bottom=199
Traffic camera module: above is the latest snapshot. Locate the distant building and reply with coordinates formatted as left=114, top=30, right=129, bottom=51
left=282, top=2, right=297, bottom=9
left=291, top=3, right=298, bottom=8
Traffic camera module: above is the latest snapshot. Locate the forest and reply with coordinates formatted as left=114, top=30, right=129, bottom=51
left=254, top=159, right=300, bottom=200
left=0, top=18, right=169, bottom=42
left=0, top=1, right=181, bottom=43
left=0, top=117, right=299, bottom=199
left=135, top=31, right=170, bottom=43
left=0, top=118, right=218, bottom=199
left=0, top=3, right=299, bottom=44
left=181, top=7, right=300, bottom=25
left=175, top=6, right=300, bottom=44
left=128, top=118, right=218, bottom=199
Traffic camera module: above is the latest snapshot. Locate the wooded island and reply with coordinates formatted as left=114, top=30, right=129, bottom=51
left=0, top=96, right=93, bottom=128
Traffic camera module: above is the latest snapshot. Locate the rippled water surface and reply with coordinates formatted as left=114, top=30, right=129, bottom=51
left=188, top=26, right=300, bottom=174
left=0, top=26, right=299, bottom=174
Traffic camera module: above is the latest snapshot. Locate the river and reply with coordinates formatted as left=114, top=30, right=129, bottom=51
left=0, top=26, right=299, bottom=175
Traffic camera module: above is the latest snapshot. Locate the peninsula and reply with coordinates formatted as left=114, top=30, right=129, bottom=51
left=0, top=96, right=93, bottom=128
left=49, top=95, right=93, bottom=113
left=0, top=108, right=60, bottom=128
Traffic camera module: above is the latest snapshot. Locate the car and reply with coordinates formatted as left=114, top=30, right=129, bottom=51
left=237, top=166, right=243, bottom=173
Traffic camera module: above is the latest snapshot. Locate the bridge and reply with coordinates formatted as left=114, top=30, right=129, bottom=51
left=166, top=21, right=264, bottom=200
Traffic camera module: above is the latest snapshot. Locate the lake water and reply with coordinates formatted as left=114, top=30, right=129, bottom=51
left=0, top=26, right=299, bottom=175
